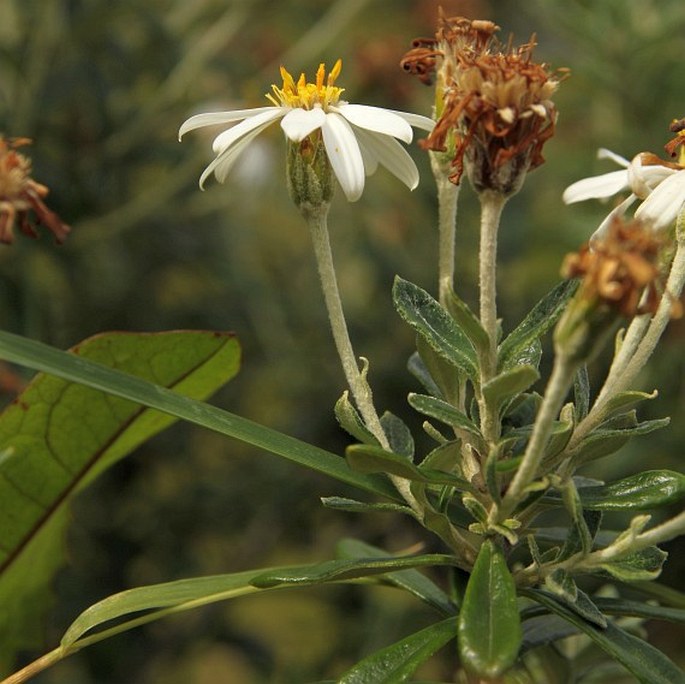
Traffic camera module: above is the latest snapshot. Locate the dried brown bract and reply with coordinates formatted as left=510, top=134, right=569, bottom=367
left=561, top=218, right=677, bottom=318
left=0, top=136, right=70, bottom=245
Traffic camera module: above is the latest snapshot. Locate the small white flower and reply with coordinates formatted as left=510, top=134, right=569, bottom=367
left=563, top=147, right=685, bottom=240
left=179, top=60, right=434, bottom=202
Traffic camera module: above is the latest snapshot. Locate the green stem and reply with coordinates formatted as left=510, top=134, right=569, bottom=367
left=305, top=205, right=388, bottom=448
left=476, top=191, right=507, bottom=449
left=496, top=355, right=576, bottom=521
left=478, top=190, right=506, bottom=379
left=431, top=154, right=460, bottom=306
left=0, top=648, right=65, bottom=684
left=305, top=206, right=421, bottom=511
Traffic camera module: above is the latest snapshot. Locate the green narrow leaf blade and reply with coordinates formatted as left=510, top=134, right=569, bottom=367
left=524, top=589, right=685, bottom=684
left=498, top=279, right=578, bottom=371
left=337, top=618, right=457, bottom=684
left=336, top=538, right=457, bottom=617
left=0, top=330, right=399, bottom=501
left=458, top=539, right=522, bottom=678
left=393, top=277, right=478, bottom=380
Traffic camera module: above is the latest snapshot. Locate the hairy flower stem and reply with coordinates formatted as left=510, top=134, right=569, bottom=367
left=431, top=153, right=460, bottom=306
left=478, top=190, right=506, bottom=379
left=494, top=355, right=577, bottom=522
left=306, top=205, right=387, bottom=446
left=305, top=206, right=420, bottom=510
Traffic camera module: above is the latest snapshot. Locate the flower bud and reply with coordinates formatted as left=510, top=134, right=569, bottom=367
left=286, top=133, right=334, bottom=217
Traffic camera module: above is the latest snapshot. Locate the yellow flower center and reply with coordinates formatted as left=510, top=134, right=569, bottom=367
left=266, top=59, right=344, bottom=110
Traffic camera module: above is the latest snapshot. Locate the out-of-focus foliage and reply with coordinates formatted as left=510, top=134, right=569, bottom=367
left=0, top=0, right=682, bottom=681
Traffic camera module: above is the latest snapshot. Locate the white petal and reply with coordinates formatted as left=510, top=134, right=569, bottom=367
left=211, top=108, right=284, bottom=154
left=562, top=169, right=629, bottom=204
left=589, top=194, right=637, bottom=243
left=280, top=107, right=326, bottom=142
left=357, top=135, right=379, bottom=176
left=199, top=115, right=279, bottom=189
left=597, top=148, right=630, bottom=167
left=179, top=107, right=278, bottom=140
left=627, top=155, right=677, bottom=198
left=335, top=104, right=413, bottom=143
left=354, top=127, right=419, bottom=190
left=321, top=112, right=365, bottom=202
left=635, top=169, right=685, bottom=230
left=388, top=109, right=435, bottom=132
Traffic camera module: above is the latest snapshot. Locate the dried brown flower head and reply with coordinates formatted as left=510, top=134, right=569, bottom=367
left=0, top=137, right=70, bottom=245
left=561, top=218, right=673, bottom=318
left=402, top=14, right=565, bottom=195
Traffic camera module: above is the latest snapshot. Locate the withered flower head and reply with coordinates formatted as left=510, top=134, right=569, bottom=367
left=0, top=136, right=70, bottom=245
left=402, top=14, right=565, bottom=196
left=561, top=217, right=671, bottom=318
left=555, top=217, right=678, bottom=364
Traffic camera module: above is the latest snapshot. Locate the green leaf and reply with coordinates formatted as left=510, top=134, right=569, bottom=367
left=407, top=350, right=443, bottom=400
left=0, top=329, right=399, bottom=501
left=320, top=497, right=413, bottom=516
left=381, top=411, right=414, bottom=458
left=337, top=618, right=456, bottom=683
left=249, top=554, right=458, bottom=589
left=600, top=389, right=659, bottom=422
left=393, top=277, right=478, bottom=381
left=593, top=597, right=685, bottom=624
left=498, top=279, right=578, bottom=371
left=546, top=471, right=685, bottom=510
left=571, top=418, right=671, bottom=464
left=408, top=393, right=482, bottom=439
left=62, top=568, right=272, bottom=649
left=458, top=539, right=522, bottom=678
left=445, top=290, right=490, bottom=354
left=335, top=391, right=380, bottom=446
left=543, top=573, right=607, bottom=628
left=524, top=588, right=685, bottom=684
left=336, top=538, right=457, bottom=617
left=0, top=330, right=240, bottom=665
left=598, top=546, right=668, bottom=581
left=346, top=444, right=471, bottom=489
left=482, top=365, right=540, bottom=412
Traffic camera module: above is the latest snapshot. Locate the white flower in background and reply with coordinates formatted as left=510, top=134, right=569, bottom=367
left=563, top=125, right=685, bottom=240
left=179, top=60, right=434, bottom=202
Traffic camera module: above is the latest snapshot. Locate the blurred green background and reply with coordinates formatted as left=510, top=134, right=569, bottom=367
left=1, top=0, right=683, bottom=681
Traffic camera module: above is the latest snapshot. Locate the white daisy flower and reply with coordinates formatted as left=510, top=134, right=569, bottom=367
left=179, top=60, right=434, bottom=202
left=563, top=141, right=685, bottom=240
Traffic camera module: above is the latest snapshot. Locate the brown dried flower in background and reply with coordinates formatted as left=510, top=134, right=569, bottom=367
left=0, top=137, right=71, bottom=245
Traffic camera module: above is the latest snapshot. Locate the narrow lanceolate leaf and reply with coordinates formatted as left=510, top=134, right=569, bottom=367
left=346, top=444, right=471, bottom=489
left=0, top=331, right=240, bottom=666
left=571, top=418, right=671, bottom=464
left=408, top=393, right=482, bottom=438
left=445, top=290, right=490, bottom=354
left=0, top=329, right=400, bottom=501
left=337, top=618, right=457, bottom=683
left=458, top=539, right=522, bottom=678
left=380, top=411, right=414, bottom=458
left=336, top=538, right=457, bottom=617
left=525, top=589, right=685, bottom=684
left=482, top=365, right=540, bottom=412
left=335, top=391, right=380, bottom=446
left=577, top=470, right=685, bottom=510
left=249, top=554, right=459, bottom=589
left=393, top=277, right=478, bottom=381
left=598, top=546, right=668, bottom=582
left=498, top=279, right=579, bottom=371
